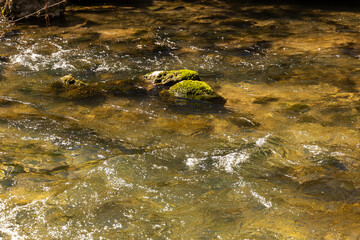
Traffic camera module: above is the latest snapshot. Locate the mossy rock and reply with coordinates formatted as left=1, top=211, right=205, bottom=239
left=169, top=80, right=226, bottom=104
left=51, top=75, right=104, bottom=100
left=144, top=69, right=200, bottom=86
left=51, top=74, right=86, bottom=91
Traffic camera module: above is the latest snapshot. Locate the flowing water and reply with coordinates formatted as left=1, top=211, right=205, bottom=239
left=0, top=0, right=359, bottom=239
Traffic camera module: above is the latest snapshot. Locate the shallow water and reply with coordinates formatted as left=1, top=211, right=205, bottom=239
left=0, top=0, right=359, bottom=239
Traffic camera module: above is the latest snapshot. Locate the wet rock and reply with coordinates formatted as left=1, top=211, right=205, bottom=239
left=228, top=116, right=260, bottom=128
left=53, top=74, right=86, bottom=88
left=0, top=0, right=66, bottom=21
left=286, top=103, right=311, bottom=113
left=143, top=69, right=200, bottom=87
left=51, top=74, right=105, bottom=100
left=168, top=80, right=226, bottom=104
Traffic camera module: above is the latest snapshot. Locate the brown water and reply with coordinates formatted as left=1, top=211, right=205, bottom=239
left=0, top=0, right=359, bottom=239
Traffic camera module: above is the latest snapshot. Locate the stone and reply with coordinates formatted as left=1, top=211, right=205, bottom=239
left=51, top=75, right=105, bottom=100
left=143, top=69, right=200, bottom=87
left=168, top=80, right=226, bottom=104
left=51, top=74, right=86, bottom=92
left=0, top=0, right=66, bottom=21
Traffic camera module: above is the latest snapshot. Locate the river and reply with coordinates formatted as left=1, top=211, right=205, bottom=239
left=0, top=0, right=359, bottom=239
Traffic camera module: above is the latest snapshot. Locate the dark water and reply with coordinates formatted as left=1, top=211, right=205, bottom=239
left=0, top=0, right=359, bottom=239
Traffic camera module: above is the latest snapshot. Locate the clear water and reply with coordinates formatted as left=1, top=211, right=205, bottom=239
left=0, top=0, right=359, bottom=239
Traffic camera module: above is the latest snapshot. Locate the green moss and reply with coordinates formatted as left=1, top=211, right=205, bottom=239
left=60, top=74, right=86, bottom=87
left=170, top=80, right=213, bottom=95
left=145, top=69, right=200, bottom=86
left=176, top=69, right=200, bottom=81
left=51, top=74, right=86, bottom=92
left=169, top=80, right=226, bottom=104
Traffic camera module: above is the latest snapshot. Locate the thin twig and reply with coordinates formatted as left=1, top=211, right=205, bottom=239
left=8, top=0, right=67, bottom=23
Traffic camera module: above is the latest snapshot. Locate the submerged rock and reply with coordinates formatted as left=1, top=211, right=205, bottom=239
left=253, top=96, right=279, bottom=104
left=51, top=75, right=104, bottom=100
left=286, top=103, right=311, bottom=113
left=168, top=80, right=226, bottom=104
left=97, top=79, right=146, bottom=96
left=52, top=74, right=86, bottom=88
left=0, top=0, right=66, bottom=21
left=143, top=69, right=200, bottom=87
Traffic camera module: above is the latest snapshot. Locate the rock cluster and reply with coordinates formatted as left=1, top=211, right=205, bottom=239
left=142, top=69, right=226, bottom=104
left=52, top=70, right=226, bottom=105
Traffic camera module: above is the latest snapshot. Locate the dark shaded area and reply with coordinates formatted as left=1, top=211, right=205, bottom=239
left=66, top=0, right=360, bottom=10
left=0, top=0, right=66, bottom=21
left=222, top=0, right=360, bottom=10
left=168, top=98, right=229, bottom=114
left=68, top=0, right=153, bottom=7
left=339, top=43, right=360, bottom=58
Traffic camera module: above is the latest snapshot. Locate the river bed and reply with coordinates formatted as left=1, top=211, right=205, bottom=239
left=0, top=0, right=359, bottom=239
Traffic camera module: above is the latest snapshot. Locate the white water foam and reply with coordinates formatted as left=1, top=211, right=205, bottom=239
left=255, top=134, right=271, bottom=147
left=250, top=190, right=272, bottom=208
left=185, top=151, right=250, bottom=173
left=212, top=151, right=250, bottom=173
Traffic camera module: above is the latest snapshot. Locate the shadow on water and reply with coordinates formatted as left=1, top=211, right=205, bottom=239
left=68, top=0, right=153, bottom=8
left=11, top=0, right=154, bottom=27
left=167, top=97, right=230, bottom=115
left=222, top=0, right=360, bottom=11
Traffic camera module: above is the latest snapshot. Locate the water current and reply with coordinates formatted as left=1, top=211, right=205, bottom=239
left=0, top=0, right=359, bottom=239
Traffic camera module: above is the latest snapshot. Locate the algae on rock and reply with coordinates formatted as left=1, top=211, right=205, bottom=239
left=51, top=74, right=104, bottom=100
left=169, top=80, right=226, bottom=104
left=52, top=74, right=86, bottom=89
left=144, top=69, right=200, bottom=86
